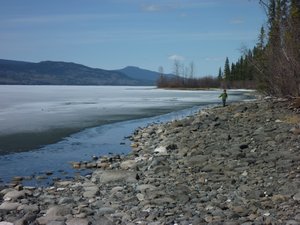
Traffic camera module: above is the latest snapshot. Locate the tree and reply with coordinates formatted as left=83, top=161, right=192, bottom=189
left=224, top=57, right=231, bottom=81
left=173, top=59, right=181, bottom=77
left=218, top=67, right=223, bottom=81
left=189, top=61, right=195, bottom=79
left=288, top=0, right=300, bottom=95
left=156, top=66, right=166, bottom=88
left=257, top=26, right=266, bottom=50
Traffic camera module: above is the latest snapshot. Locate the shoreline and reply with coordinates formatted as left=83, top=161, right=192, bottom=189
left=1, top=98, right=299, bottom=224
left=0, top=103, right=218, bottom=187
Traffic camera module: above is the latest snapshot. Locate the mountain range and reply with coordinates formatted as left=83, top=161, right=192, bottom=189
left=0, top=59, right=171, bottom=86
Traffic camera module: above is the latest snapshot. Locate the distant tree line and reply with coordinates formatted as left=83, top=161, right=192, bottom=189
left=156, top=61, right=220, bottom=89
left=220, top=0, right=300, bottom=96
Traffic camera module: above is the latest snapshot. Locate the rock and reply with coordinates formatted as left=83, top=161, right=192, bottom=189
left=150, top=197, right=175, bottom=205
left=232, top=206, right=248, bottom=216
left=97, top=207, right=115, bottom=216
left=17, top=204, right=39, bottom=213
left=36, top=205, right=71, bottom=225
left=130, top=143, right=139, bottom=148
left=3, top=190, right=27, bottom=200
left=66, top=218, right=90, bottom=225
left=293, top=192, right=300, bottom=201
left=110, top=186, right=124, bottom=194
left=136, top=184, right=156, bottom=192
left=154, top=146, right=168, bottom=155
left=0, top=202, right=20, bottom=211
left=271, top=194, right=287, bottom=203
left=136, top=193, right=145, bottom=201
left=45, top=171, right=53, bottom=176
left=120, top=160, right=137, bottom=170
left=92, top=170, right=136, bottom=184
left=239, top=144, right=249, bottom=149
left=56, top=181, right=73, bottom=186
left=36, top=175, right=47, bottom=180
left=166, top=144, right=177, bottom=150
left=47, top=222, right=66, bottom=225
left=286, top=221, right=300, bottom=225
left=86, top=163, right=97, bottom=168
left=58, top=197, right=74, bottom=205
left=90, top=216, right=114, bottom=225
left=74, top=213, right=86, bottom=218
left=14, top=212, right=37, bottom=225
left=241, top=171, right=248, bottom=177
left=83, top=185, right=99, bottom=199
left=290, top=127, right=300, bottom=135
left=12, top=176, right=23, bottom=182
left=71, top=162, right=81, bottom=168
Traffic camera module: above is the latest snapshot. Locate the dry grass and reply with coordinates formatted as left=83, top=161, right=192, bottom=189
left=283, top=115, right=300, bottom=124
left=291, top=98, right=300, bottom=108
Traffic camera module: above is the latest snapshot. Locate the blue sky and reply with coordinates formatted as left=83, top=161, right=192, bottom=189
left=0, top=0, right=266, bottom=76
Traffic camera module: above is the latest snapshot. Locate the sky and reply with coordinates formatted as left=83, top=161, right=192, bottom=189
left=0, top=0, right=266, bottom=76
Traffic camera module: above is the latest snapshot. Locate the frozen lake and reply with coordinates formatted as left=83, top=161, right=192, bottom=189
left=0, top=85, right=254, bottom=185
left=0, top=85, right=251, bottom=153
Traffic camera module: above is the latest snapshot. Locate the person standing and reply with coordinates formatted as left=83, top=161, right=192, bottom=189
left=219, top=89, right=228, bottom=107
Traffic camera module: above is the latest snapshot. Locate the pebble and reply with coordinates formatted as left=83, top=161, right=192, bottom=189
left=293, top=192, right=300, bottom=201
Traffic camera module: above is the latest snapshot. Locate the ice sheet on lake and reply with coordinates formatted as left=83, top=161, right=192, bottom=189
left=0, top=85, right=245, bottom=135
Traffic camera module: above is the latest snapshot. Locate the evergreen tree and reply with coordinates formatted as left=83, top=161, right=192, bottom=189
left=257, top=26, right=266, bottom=50
left=289, top=0, right=300, bottom=95
left=224, top=57, right=231, bottom=81
left=218, top=67, right=223, bottom=80
left=231, top=63, right=236, bottom=80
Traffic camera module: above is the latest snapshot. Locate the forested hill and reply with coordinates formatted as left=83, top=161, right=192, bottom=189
left=118, top=66, right=174, bottom=83
left=0, top=59, right=157, bottom=85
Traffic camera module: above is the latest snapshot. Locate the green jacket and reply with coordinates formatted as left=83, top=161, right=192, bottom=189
left=219, top=93, right=228, bottom=100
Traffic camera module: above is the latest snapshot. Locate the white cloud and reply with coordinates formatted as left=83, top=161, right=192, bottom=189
left=168, top=54, right=185, bottom=61
left=142, top=5, right=161, bottom=12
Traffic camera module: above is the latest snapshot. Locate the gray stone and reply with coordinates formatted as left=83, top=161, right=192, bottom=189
left=83, top=186, right=99, bottom=198
left=120, top=160, right=137, bottom=170
left=58, top=197, right=74, bottom=205
left=293, top=192, right=300, bottom=201
left=66, top=218, right=90, bottom=225
left=0, top=202, right=20, bottom=211
left=286, top=221, right=300, bottom=225
left=136, top=184, right=156, bottom=192
left=97, top=207, right=115, bottom=216
left=47, top=222, right=66, bottom=225
left=91, top=216, right=114, bottom=225
left=92, top=170, right=137, bottom=183
left=45, top=206, right=72, bottom=216
left=150, top=197, right=175, bottom=205
left=17, top=204, right=39, bottom=213
left=36, top=206, right=71, bottom=225
left=3, top=190, right=27, bottom=200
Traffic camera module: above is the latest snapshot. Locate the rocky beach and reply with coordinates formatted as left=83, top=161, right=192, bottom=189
left=0, top=98, right=300, bottom=225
